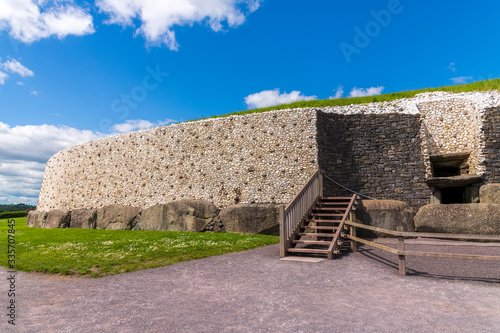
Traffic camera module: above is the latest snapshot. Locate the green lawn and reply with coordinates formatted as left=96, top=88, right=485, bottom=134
left=198, top=78, right=500, bottom=121
left=0, top=217, right=279, bottom=278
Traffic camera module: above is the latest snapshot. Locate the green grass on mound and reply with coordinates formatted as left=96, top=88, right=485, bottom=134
left=0, top=217, right=279, bottom=278
left=199, top=79, right=500, bottom=121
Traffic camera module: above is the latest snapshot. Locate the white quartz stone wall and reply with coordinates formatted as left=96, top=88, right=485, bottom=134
left=37, top=109, right=319, bottom=211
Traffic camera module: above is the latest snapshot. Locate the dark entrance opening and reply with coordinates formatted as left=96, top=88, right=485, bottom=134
left=430, top=154, right=469, bottom=177
left=440, top=187, right=465, bottom=204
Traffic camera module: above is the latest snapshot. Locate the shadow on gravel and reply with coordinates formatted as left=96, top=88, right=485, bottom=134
left=357, top=247, right=500, bottom=285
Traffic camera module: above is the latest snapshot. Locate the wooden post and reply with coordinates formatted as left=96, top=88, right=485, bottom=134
left=279, top=205, right=286, bottom=257
left=397, top=226, right=406, bottom=275
left=350, top=213, right=357, bottom=253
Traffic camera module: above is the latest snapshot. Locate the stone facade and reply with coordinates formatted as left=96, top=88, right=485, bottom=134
left=36, top=91, right=500, bottom=215
left=317, top=112, right=431, bottom=208
left=38, top=110, right=318, bottom=211
left=483, top=107, right=500, bottom=183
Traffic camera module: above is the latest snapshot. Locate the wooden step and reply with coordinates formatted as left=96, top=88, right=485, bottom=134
left=308, top=213, right=345, bottom=217
left=305, top=219, right=342, bottom=223
left=317, top=202, right=349, bottom=206
left=314, top=206, right=347, bottom=209
left=320, top=197, right=352, bottom=200
left=287, top=248, right=329, bottom=254
left=292, top=240, right=331, bottom=245
left=312, top=208, right=346, bottom=212
left=299, top=233, right=336, bottom=237
left=304, top=226, right=339, bottom=230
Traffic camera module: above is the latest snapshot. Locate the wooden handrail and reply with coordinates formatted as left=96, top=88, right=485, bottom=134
left=326, top=194, right=357, bottom=259
left=346, top=220, right=500, bottom=275
left=280, top=168, right=323, bottom=257
left=285, top=169, right=324, bottom=211
left=345, top=220, right=500, bottom=242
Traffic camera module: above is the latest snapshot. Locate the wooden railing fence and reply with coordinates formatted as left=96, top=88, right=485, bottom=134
left=346, top=220, right=500, bottom=275
left=279, top=169, right=323, bottom=257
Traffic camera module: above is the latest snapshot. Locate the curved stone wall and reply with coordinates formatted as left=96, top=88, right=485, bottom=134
left=38, top=109, right=319, bottom=211
left=37, top=91, right=500, bottom=212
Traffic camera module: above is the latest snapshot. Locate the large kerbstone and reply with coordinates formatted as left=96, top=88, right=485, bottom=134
left=34, top=211, right=47, bottom=228
left=357, top=200, right=415, bottom=237
left=44, top=209, right=71, bottom=228
left=27, top=210, right=38, bottom=227
left=414, top=204, right=500, bottom=234
left=480, top=184, right=500, bottom=204
left=219, top=204, right=279, bottom=235
left=134, top=204, right=170, bottom=231
left=135, top=200, right=219, bottom=232
left=96, top=205, right=141, bottom=230
left=70, top=209, right=97, bottom=229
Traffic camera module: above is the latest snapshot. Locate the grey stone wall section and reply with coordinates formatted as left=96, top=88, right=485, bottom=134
left=482, top=107, right=500, bottom=183
left=317, top=112, right=431, bottom=208
left=37, top=110, right=318, bottom=211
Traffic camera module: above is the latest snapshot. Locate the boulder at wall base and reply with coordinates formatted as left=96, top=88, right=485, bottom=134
left=356, top=200, right=415, bottom=237
left=479, top=184, right=500, bottom=204
left=70, top=209, right=97, bottom=229
left=414, top=204, right=500, bottom=235
left=135, top=200, right=219, bottom=231
left=26, top=210, right=38, bottom=227
left=34, top=211, right=47, bottom=228
left=43, top=209, right=71, bottom=228
left=96, top=205, right=141, bottom=230
left=134, top=204, right=169, bottom=231
left=218, top=204, right=279, bottom=235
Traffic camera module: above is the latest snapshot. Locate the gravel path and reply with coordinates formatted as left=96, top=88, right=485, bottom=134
left=1, top=242, right=499, bottom=332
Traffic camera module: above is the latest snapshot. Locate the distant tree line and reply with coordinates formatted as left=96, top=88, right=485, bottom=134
left=0, top=204, right=36, bottom=213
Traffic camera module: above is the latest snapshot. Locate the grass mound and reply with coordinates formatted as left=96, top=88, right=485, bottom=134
left=0, top=217, right=279, bottom=278
left=200, top=79, right=500, bottom=121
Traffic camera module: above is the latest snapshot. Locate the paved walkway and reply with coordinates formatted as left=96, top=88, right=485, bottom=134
left=1, top=242, right=499, bottom=332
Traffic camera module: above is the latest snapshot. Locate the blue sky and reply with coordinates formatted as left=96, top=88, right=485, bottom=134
left=1, top=0, right=500, bottom=205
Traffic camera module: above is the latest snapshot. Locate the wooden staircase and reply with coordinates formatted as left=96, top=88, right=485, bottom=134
left=284, top=195, right=359, bottom=259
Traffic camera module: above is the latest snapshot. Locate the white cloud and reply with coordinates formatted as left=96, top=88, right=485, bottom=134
left=329, top=86, right=344, bottom=99
left=16, top=81, right=24, bottom=85
left=448, top=62, right=457, bottom=72
left=1, top=58, right=34, bottom=77
left=0, top=118, right=183, bottom=205
left=30, top=90, right=38, bottom=95
left=112, top=119, right=178, bottom=133
left=349, top=86, right=384, bottom=97
left=0, top=121, right=106, bottom=205
left=0, top=71, right=7, bottom=84
left=0, top=58, right=33, bottom=85
left=244, top=89, right=317, bottom=109
left=96, top=0, right=262, bottom=50
left=0, top=0, right=95, bottom=43
left=450, top=76, right=474, bottom=84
